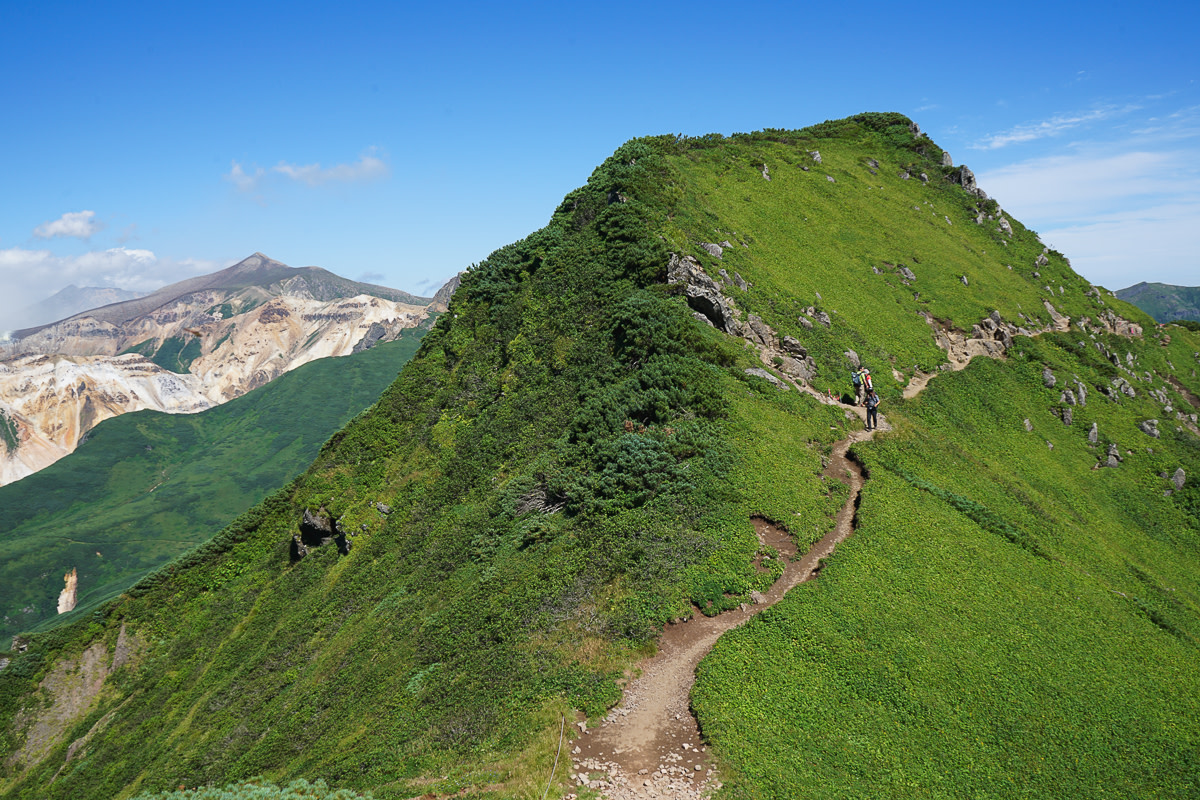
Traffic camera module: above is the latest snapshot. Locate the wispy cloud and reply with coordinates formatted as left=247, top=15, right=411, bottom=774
left=226, top=149, right=389, bottom=192
left=972, top=104, right=1141, bottom=150
left=1037, top=201, right=1200, bottom=289
left=33, top=210, right=101, bottom=239
left=0, top=247, right=221, bottom=332
left=226, top=161, right=265, bottom=192
left=977, top=150, right=1198, bottom=220
left=976, top=125, right=1200, bottom=288
left=272, top=150, right=389, bottom=185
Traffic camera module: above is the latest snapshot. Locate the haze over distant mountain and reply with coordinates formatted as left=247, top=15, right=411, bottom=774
left=11, top=285, right=148, bottom=333
left=1116, top=281, right=1200, bottom=323
left=0, top=253, right=451, bottom=484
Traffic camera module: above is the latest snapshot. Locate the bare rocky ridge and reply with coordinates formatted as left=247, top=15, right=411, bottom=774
left=0, top=254, right=456, bottom=486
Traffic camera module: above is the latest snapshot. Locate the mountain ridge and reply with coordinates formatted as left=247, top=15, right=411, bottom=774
left=1116, top=280, right=1200, bottom=323
left=1, top=113, right=1197, bottom=800
left=0, top=255, right=451, bottom=485
left=9, top=252, right=431, bottom=340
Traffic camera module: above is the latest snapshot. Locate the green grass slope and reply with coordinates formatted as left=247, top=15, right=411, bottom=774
left=0, top=333, right=424, bottom=640
left=1, top=114, right=1198, bottom=800
left=1117, top=281, right=1200, bottom=323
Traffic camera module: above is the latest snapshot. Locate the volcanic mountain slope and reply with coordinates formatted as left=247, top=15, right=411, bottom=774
left=2, top=114, right=1198, bottom=800
left=0, top=254, right=442, bottom=484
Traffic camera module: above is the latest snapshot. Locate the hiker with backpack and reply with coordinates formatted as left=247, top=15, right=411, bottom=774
left=865, top=389, right=881, bottom=430
left=851, top=366, right=873, bottom=406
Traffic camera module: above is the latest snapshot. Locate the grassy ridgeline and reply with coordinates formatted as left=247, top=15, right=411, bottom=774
left=695, top=343, right=1200, bottom=798
left=0, top=333, right=424, bottom=639
left=2, top=114, right=1198, bottom=800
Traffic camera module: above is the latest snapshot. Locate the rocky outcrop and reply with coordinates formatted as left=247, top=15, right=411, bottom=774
left=744, top=368, right=788, bottom=390
left=429, top=273, right=461, bottom=313
left=668, top=254, right=816, bottom=386
left=668, top=254, right=742, bottom=334
left=1043, top=300, right=1071, bottom=332
left=56, top=568, right=78, bottom=614
left=293, top=507, right=351, bottom=558
left=1139, top=419, right=1160, bottom=439
left=949, top=165, right=985, bottom=198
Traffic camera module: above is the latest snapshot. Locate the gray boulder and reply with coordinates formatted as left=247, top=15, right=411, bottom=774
left=1024, top=418, right=1033, bottom=432
left=1173, top=467, right=1186, bottom=490
left=782, top=336, right=808, bottom=358
left=1088, top=422, right=1098, bottom=444
left=1061, top=389, right=1077, bottom=406
left=700, top=242, right=724, bottom=259
left=1043, top=367, right=1057, bottom=389
left=942, top=151, right=953, bottom=166
left=844, top=349, right=860, bottom=368
left=1106, top=443, right=1122, bottom=468
left=809, top=150, right=822, bottom=164
left=746, top=314, right=775, bottom=348
left=778, top=355, right=816, bottom=382
left=899, top=266, right=916, bottom=281
left=1140, top=419, right=1161, bottom=439
left=745, top=368, right=788, bottom=390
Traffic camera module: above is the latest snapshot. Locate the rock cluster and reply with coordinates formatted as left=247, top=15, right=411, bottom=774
left=667, top=253, right=817, bottom=386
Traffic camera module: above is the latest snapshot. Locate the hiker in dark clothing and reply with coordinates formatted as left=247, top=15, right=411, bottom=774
left=865, top=389, right=880, bottom=430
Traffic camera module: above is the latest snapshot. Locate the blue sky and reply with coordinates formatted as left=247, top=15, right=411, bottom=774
left=2, top=0, right=1197, bottom=331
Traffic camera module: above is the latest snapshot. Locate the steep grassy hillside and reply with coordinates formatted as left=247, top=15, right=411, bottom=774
left=2, top=114, right=1198, bottom=800
left=0, top=333, right=424, bottom=640
left=1117, top=281, right=1200, bottom=323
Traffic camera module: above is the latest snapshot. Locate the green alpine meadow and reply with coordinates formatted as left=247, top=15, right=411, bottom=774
left=2, top=113, right=1198, bottom=799
left=0, top=332, right=426, bottom=640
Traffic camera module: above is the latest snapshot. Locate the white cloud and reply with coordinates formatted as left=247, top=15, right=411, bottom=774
left=272, top=150, right=389, bottom=186
left=976, top=139, right=1200, bottom=289
left=33, top=210, right=101, bottom=239
left=0, top=247, right=221, bottom=333
left=972, top=105, right=1140, bottom=150
left=226, top=161, right=265, bottom=192
left=976, top=150, right=1200, bottom=221
left=1038, top=201, right=1200, bottom=289
left=225, top=150, right=389, bottom=193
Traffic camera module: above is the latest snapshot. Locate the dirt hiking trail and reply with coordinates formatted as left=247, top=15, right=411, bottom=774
left=569, top=419, right=874, bottom=798
left=563, top=338, right=976, bottom=797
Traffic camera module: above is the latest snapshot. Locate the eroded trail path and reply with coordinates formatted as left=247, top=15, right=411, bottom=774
left=569, top=428, right=874, bottom=799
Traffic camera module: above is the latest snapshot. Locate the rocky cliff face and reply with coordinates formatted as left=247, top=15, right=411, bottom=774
left=0, top=254, right=453, bottom=485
